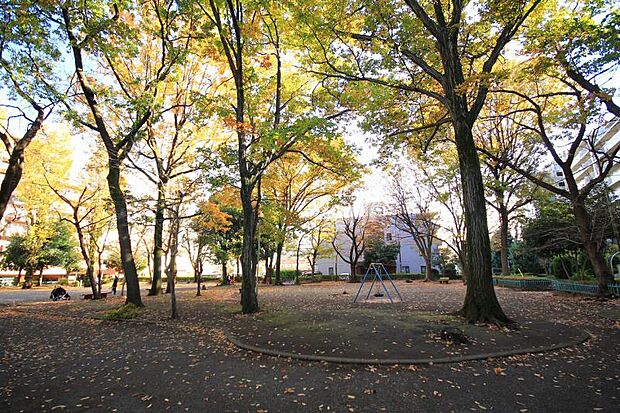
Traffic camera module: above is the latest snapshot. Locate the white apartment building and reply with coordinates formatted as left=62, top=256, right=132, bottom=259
left=572, top=120, right=620, bottom=194
left=314, top=215, right=440, bottom=276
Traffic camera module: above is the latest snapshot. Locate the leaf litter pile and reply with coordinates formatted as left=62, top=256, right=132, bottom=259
left=0, top=281, right=618, bottom=412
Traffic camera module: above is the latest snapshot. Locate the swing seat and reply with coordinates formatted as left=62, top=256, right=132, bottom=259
left=374, top=292, right=384, bottom=297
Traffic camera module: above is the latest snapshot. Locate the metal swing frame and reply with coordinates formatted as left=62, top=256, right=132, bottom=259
left=353, top=262, right=403, bottom=303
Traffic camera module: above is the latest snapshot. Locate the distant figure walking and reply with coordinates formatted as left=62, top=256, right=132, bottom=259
left=111, top=275, right=119, bottom=295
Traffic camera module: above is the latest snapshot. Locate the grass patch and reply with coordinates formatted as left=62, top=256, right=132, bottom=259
left=101, top=303, right=141, bottom=321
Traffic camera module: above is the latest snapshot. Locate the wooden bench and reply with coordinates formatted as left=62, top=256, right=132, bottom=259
left=439, top=277, right=450, bottom=284
left=82, top=292, right=108, bottom=300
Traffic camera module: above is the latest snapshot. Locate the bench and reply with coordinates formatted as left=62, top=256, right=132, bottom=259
left=82, top=292, right=108, bottom=300
left=439, top=277, right=450, bottom=284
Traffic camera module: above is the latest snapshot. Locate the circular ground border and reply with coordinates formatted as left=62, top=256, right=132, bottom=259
left=225, top=328, right=590, bottom=365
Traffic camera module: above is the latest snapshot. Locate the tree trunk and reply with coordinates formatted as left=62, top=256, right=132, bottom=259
left=275, top=241, right=284, bottom=285
left=74, top=210, right=98, bottom=298
left=169, top=264, right=177, bottom=319
left=572, top=201, right=612, bottom=296
left=149, top=182, right=165, bottom=296
left=37, top=268, right=43, bottom=286
left=295, top=236, right=303, bottom=285
left=107, top=161, right=142, bottom=307
left=424, top=256, right=433, bottom=282
left=168, top=206, right=180, bottom=319
left=459, top=240, right=469, bottom=284
left=196, top=260, right=203, bottom=296
left=499, top=205, right=510, bottom=276
left=221, top=262, right=228, bottom=285
left=23, top=268, right=33, bottom=289
left=454, top=119, right=510, bottom=324
left=349, top=259, right=357, bottom=283
left=240, top=184, right=259, bottom=313
left=16, top=268, right=22, bottom=286
left=0, top=111, right=43, bottom=221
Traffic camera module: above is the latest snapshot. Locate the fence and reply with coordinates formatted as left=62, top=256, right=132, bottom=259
left=493, top=277, right=620, bottom=296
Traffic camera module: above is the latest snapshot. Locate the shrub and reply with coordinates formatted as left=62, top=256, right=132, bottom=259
left=101, top=304, right=141, bottom=321
left=390, top=272, right=426, bottom=280
left=279, top=270, right=300, bottom=280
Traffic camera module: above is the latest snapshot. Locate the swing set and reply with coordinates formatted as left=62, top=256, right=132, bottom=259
left=353, top=263, right=403, bottom=303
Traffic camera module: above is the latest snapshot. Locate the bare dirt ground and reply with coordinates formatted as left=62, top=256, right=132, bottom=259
left=0, top=280, right=618, bottom=412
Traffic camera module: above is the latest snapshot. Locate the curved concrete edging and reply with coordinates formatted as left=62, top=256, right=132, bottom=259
left=225, top=330, right=590, bottom=365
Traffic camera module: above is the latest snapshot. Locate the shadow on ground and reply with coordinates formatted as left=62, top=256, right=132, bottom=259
left=226, top=292, right=589, bottom=364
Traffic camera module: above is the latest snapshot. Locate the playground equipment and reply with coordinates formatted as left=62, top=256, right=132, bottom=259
left=353, top=263, right=403, bottom=303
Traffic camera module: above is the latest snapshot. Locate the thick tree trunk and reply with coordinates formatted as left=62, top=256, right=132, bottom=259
left=23, top=268, right=33, bottom=289
left=275, top=241, right=284, bottom=285
left=107, top=161, right=142, bottom=307
left=240, top=184, right=259, bottom=313
left=454, top=119, right=510, bottom=324
left=499, top=205, right=510, bottom=276
left=459, top=240, right=469, bottom=284
left=37, top=268, right=43, bottom=286
left=572, top=201, right=612, bottom=296
left=149, top=183, right=166, bottom=296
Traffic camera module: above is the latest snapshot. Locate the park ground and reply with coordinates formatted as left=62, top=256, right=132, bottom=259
left=0, top=280, right=618, bottom=412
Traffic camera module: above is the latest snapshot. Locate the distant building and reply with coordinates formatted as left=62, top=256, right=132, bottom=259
left=572, top=120, right=620, bottom=194
left=314, top=214, right=440, bottom=276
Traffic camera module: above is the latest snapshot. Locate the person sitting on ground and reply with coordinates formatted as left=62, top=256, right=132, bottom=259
left=50, top=285, right=70, bottom=301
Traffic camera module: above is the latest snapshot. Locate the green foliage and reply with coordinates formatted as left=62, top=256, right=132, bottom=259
left=510, top=241, right=544, bottom=275
left=363, top=239, right=400, bottom=269
left=550, top=251, right=593, bottom=280
left=279, top=269, right=300, bottom=280
left=524, top=0, right=620, bottom=81
left=196, top=203, right=243, bottom=267
left=1, top=235, right=28, bottom=271
left=1, top=220, right=80, bottom=274
left=0, top=0, right=63, bottom=104
left=105, top=250, right=147, bottom=274
left=101, top=303, right=141, bottom=321
left=522, top=186, right=619, bottom=261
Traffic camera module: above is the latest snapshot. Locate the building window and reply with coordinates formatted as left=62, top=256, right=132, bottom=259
left=328, top=267, right=334, bottom=275
left=401, top=265, right=410, bottom=274
left=386, top=232, right=392, bottom=241
left=420, top=265, right=426, bottom=273
left=556, top=171, right=563, bottom=177
left=559, top=181, right=565, bottom=187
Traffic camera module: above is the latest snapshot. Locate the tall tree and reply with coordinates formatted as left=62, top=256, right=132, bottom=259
left=301, top=0, right=542, bottom=324
left=475, top=94, right=542, bottom=276
left=523, top=0, right=619, bottom=118
left=3, top=221, right=79, bottom=288
left=262, top=144, right=360, bottom=284
left=190, top=0, right=344, bottom=313
left=59, top=0, right=189, bottom=306
left=193, top=198, right=240, bottom=286
left=0, top=0, right=64, bottom=221
left=390, top=174, right=440, bottom=282
left=478, top=74, right=619, bottom=296
left=128, top=53, right=209, bottom=296
left=305, top=218, right=335, bottom=276
left=332, top=208, right=370, bottom=282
